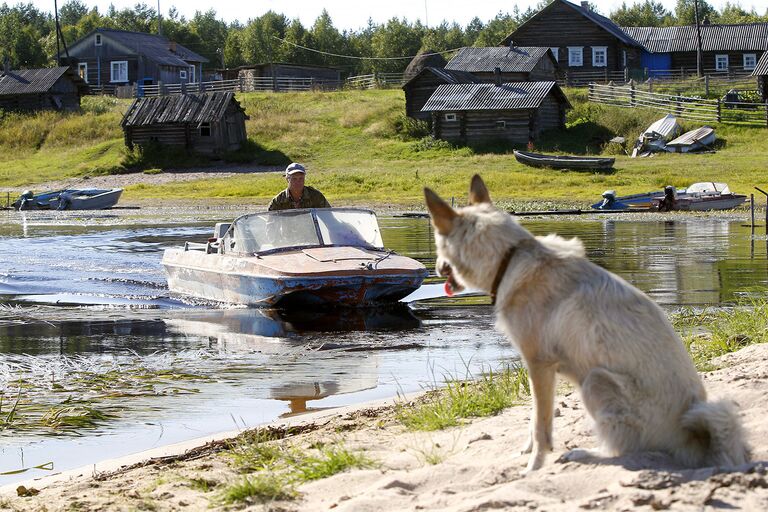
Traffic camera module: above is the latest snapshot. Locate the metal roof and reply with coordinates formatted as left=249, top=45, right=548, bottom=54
left=0, top=67, right=85, bottom=96
left=421, top=81, right=569, bottom=112
left=753, top=51, right=768, bottom=76
left=445, top=47, right=553, bottom=73
left=401, top=67, right=481, bottom=88
left=504, top=0, right=640, bottom=47
left=67, top=29, right=208, bottom=66
left=622, top=24, right=768, bottom=53
left=121, top=92, right=244, bottom=127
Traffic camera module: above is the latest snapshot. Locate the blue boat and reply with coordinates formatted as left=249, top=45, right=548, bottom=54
left=162, top=208, right=428, bottom=307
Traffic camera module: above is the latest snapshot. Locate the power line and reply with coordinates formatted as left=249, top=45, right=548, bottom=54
left=272, top=35, right=462, bottom=61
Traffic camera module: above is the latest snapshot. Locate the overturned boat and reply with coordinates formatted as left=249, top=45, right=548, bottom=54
left=664, top=126, right=715, bottom=153
left=632, top=114, right=681, bottom=157
left=162, top=208, right=429, bottom=307
left=592, top=182, right=747, bottom=211
left=13, top=188, right=123, bottom=210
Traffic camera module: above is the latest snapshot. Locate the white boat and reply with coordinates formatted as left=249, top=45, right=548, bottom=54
left=162, top=208, right=428, bottom=307
left=13, top=188, right=123, bottom=210
left=665, top=126, right=715, bottom=153
left=593, top=182, right=747, bottom=211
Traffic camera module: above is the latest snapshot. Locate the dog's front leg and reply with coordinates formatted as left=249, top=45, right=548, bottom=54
left=524, top=362, right=557, bottom=473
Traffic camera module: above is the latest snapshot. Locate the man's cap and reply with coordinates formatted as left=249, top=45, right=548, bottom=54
left=285, top=163, right=306, bottom=176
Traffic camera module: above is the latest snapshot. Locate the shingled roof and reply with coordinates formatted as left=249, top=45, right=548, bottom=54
left=0, top=67, right=87, bottom=95
left=445, top=47, right=555, bottom=73
left=623, top=24, right=768, bottom=53
left=68, top=28, right=208, bottom=66
left=121, top=92, right=245, bottom=127
left=753, top=51, right=768, bottom=76
left=421, top=82, right=570, bottom=112
left=402, top=67, right=481, bottom=88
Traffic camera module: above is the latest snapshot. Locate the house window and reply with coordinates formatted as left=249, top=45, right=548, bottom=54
left=95, top=34, right=102, bottom=46
left=110, top=61, right=128, bottom=82
left=180, top=69, right=187, bottom=80
left=715, top=54, right=729, bottom=71
left=549, top=47, right=559, bottom=62
left=78, top=63, right=88, bottom=83
left=199, top=123, right=211, bottom=137
left=444, top=113, right=457, bottom=122
left=743, top=54, right=757, bottom=70
left=592, top=47, right=607, bottom=67
left=568, top=47, right=583, bottom=67
left=495, top=121, right=507, bottom=129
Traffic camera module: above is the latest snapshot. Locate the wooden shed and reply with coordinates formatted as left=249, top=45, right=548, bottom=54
left=444, top=46, right=558, bottom=82
left=121, top=92, right=248, bottom=155
left=0, top=66, right=87, bottom=112
left=753, top=52, right=768, bottom=102
left=421, top=81, right=571, bottom=145
left=402, top=67, right=480, bottom=120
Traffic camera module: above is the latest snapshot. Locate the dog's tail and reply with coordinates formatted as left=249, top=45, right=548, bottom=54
left=678, top=399, right=751, bottom=467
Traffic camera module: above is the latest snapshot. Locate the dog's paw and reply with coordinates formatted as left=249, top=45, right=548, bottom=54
left=518, top=437, right=533, bottom=456
left=522, top=452, right=546, bottom=475
left=556, top=448, right=599, bottom=464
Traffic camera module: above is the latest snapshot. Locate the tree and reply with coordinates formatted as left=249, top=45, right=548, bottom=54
left=307, top=10, right=346, bottom=67
left=107, top=2, right=157, bottom=33
left=718, top=2, right=768, bottom=23
left=0, top=8, right=48, bottom=67
left=370, top=17, right=423, bottom=73
left=673, top=0, right=717, bottom=25
left=189, top=9, right=228, bottom=66
left=239, top=11, right=288, bottom=65
left=610, top=1, right=672, bottom=27
left=59, top=0, right=89, bottom=26
left=473, top=11, right=516, bottom=47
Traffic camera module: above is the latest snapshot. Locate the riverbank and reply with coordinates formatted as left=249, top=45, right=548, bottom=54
left=2, top=342, right=766, bottom=511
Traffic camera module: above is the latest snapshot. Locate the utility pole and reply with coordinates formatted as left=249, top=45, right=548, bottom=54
left=157, top=0, right=162, bottom=37
left=694, top=0, right=704, bottom=77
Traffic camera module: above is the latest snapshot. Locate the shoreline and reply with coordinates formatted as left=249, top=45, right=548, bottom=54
left=2, top=344, right=767, bottom=511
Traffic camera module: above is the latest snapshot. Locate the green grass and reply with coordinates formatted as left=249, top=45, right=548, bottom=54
left=674, top=299, right=768, bottom=371
left=2, top=89, right=767, bottom=206
left=396, top=365, right=530, bottom=431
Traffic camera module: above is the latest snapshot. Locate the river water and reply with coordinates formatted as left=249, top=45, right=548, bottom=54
left=0, top=207, right=766, bottom=484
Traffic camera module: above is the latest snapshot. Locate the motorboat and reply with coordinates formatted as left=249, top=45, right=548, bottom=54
left=513, top=150, right=615, bottom=170
left=13, top=188, right=123, bottom=210
left=592, top=182, right=747, bottom=211
left=162, top=208, right=429, bottom=307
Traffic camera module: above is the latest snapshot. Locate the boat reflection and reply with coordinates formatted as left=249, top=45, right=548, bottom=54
left=164, top=306, right=423, bottom=416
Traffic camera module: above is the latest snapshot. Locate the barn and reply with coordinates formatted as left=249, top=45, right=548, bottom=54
left=421, top=81, right=571, bottom=145
left=402, top=67, right=480, bottom=120
left=121, top=92, right=248, bottom=155
left=0, top=65, right=87, bottom=113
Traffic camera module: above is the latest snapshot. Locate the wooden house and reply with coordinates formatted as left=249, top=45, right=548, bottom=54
left=421, top=81, right=571, bottom=145
left=623, top=24, right=768, bottom=76
left=121, top=92, right=248, bottom=155
left=63, top=28, right=208, bottom=93
left=753, top=52, right=768, bottom=102
left=402, top=67, right=480, bottom=120
left=501, top=0, right=643, bottom=76
left=444, top=46, right=558, bottom=82
left=0, top=65, right=87, bottom=112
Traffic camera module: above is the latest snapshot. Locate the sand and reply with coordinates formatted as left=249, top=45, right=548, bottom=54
left=1, top=342, right=766, bottom=511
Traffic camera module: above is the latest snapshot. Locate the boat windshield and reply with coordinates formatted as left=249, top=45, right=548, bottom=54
left=227, top=208, right=383, bottom=254
left=684, top=182, right=729, bottom=195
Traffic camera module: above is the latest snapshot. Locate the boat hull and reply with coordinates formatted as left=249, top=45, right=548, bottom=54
left=13, top=189, right=123, bottom=210
left=513, top=150, right=614, bottom=170
left=162, top=248, right=428, bottom=307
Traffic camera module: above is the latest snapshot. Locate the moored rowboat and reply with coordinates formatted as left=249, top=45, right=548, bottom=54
left=513, top=150, right=615, bottom=170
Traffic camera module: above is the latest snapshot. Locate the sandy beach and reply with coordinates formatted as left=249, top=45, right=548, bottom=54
left=2, top=341, right=766, bottom=511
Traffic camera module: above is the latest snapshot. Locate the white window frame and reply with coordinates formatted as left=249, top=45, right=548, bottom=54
left=495, top=120, right=506, bottom=129
left=549, top=47, right=559, bottom=62
left=743, top=53, right=756, bottom=71
left=199, top=122, right=211, bottom=137
left=110, top=60, right=128, bottom=83
left=180, top=69, right=187, bottom=80
left=444, top=113, right=457, bottom=122
left=568, top=47, right=583, bottom=67
left=95, top=34, right=102, bottom=46
left=715, top=54, right=729, bottom=71
left=592, top=46, right=607, bottom=67
left=78, top=62, right=88, bottom=83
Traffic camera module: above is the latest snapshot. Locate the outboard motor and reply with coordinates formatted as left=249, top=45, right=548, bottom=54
left=598, top=190, right=617, bottom=210
left=16, top=190, right=34, bottom=210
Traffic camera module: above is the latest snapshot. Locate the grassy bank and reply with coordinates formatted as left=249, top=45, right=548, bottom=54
left=1, top=89, right=767, bottom=206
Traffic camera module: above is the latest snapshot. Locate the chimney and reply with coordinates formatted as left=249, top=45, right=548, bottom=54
left=2, top=55, right=10, bottom=75
left=581, top=1, right=590, bottom=9
left=494, top=67, right=502, bottom=86
left=169, top=41, right=177, bottom=53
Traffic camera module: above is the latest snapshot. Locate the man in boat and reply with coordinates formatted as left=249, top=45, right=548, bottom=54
left=657, top=186, right=678, bottom=212
left=268, top=162, right=331, bottom=211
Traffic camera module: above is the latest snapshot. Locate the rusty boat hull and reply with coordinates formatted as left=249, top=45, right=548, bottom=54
left=163, top=246, right=428, bottom=307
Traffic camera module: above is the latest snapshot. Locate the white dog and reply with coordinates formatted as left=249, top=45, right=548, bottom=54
left=424, top=175, right=750, bottom=472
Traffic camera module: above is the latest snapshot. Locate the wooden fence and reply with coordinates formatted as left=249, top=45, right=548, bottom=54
left=589, top=82, right=768, bottom=127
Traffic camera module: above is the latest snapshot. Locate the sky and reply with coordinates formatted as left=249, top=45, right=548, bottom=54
left=27, top=0, right=757, bottom=30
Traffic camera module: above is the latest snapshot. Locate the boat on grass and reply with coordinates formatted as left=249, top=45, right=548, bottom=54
left=664, top=126, right=715, bottom=153
left=162, top=208, right=428, bottom=307
left=13, top=188, right=123, bottom=210
left=632, top=114, right=681, bottom=157
left=592, top=182, right=747, bottom=211
left=513, top=150, right=615, bottom=170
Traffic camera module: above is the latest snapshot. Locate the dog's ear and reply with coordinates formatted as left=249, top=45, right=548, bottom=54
left=424, top=187, right=457, bottom=235
left=468, top=174, right=492, bottom=205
